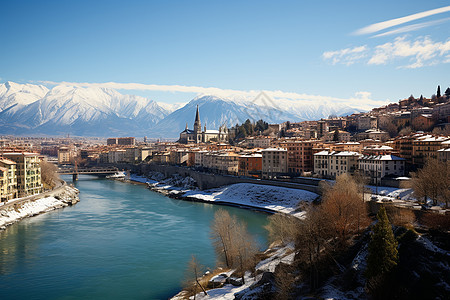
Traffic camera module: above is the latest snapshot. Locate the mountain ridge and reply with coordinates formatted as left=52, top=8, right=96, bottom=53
left=0, top=82, right=362, bottom=137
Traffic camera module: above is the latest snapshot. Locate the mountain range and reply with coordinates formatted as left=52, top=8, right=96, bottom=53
left=0, top=81, right=362, bottom=138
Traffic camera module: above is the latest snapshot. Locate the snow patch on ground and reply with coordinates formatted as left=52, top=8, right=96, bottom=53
left=256, top=244, right=296, bottom=273
left=417, top=236, right=449, bottom=256
left=0, top=196, right=67, bottom=229
left=184, top=183, right=318, bottom=216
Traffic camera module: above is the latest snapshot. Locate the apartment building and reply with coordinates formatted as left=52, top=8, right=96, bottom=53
left=281, top=141, right=315, bottom=175
left=314, top=151, right=360, bottom=179
left=412, top=135, right=450, bottom=168
left=238, top=153, right=262, bottom=177
left=358, top=154, right=405, bottom=185
left=0, top=159, right=18, bottom=201
left=3, top=153, right=42, bottom=197
left=261, top=148, right=287, bottom=179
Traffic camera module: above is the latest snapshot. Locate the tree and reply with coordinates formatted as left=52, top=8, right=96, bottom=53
left=408, top=159, right=449, bottom=207
left=265, top=213, right=300, bottom=245
left=366, top=207, right=398, bottom=279
left=437, top=85, right=441, bottom=98
left=234, top=222, right=259, bottom=284
left=183, top=255, right=208, bottom=299
left=321, top=174, right=370, bottom=244
left=332, top=129, right=339, bottom=142
left=445, top=87, right=450, bottom=99
left=295, top=206, right=332, bottom=290
left=40, top=160, right=59, bottom=190
left=210, top=209, right=259, bottom=282
left=210, top=209, right=237, bottom=268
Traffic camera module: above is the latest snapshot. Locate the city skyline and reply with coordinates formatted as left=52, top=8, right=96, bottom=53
left=1, top=0, right=449, bottom=107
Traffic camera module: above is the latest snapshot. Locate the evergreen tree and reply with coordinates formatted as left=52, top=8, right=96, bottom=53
left=437, top=85, right=441, bottom=98
left=332, top=129, right=339, bottom=142
left=445, top=87, right=450, bottom=99
left=366, top=207, right=398, bottom=279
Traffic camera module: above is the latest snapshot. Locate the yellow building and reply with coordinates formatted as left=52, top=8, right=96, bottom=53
left=0, top=158, right=18, bottom=201
left=3, top=153, right=42, bottom=197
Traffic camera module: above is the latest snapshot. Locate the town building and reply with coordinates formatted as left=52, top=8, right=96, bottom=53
left=314, top=151, right=360, bottom=178
left=107, top=137, right=136, bottom=146
left=358, top=154, right=406, bottom=185
left=0, top=159, right=17, bottom=201
left=58, top=146, right=71, bottom=164
left=238, top=153, right=262, bottom=177
left=357, top=116, right=378, bottom=131
left=261, top=148, right=288, bottom=179
left=281, top=140, right=315, bottom=175
left=3, top=153, right=42, bottom=197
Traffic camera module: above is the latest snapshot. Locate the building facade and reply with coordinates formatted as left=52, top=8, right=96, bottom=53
left=262, top=148, right=288, bottom=179
left=3, top=153, right=42, bottom=197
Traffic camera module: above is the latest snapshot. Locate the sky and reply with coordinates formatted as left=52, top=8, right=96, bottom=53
left=1, top=0, right=449, bottom=108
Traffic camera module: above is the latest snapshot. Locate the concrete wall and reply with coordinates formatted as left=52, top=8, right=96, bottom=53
left=115, top=163, right=320, bottom=194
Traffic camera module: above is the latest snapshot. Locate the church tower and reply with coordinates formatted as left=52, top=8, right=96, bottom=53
left=193, top=105, right=202, bottom=143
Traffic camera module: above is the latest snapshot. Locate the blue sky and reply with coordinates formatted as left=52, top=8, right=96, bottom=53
left=1, top=0, right=449, bottom=107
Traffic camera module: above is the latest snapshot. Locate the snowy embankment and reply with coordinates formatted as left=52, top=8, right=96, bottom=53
left=184, top=183, right=318, bottom=217
left=129, top=173, right=318, bottom=217
left=0, top=185, right=79, bottom=230
left=171, top=244, right=296, bottom=300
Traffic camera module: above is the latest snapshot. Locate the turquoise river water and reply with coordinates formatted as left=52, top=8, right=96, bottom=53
left=0, top=175, right=269, bottom=299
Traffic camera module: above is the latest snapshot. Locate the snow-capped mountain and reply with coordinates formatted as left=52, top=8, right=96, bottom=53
left=150, top=95, right=360, bottom=138
left=0, top=82, right=168, bottom=136
left=0, top=81, right=49, bottom=113
left=0, top=81, right=362, bottom=137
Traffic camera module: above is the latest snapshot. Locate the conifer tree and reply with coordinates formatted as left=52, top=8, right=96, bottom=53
left=445, top=87, right=450, bottom=99
left=366, top=207, right=398, bottom=279
left=437, top=85, right=441, bottom=98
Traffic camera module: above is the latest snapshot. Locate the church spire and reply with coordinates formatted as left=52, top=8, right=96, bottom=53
left=193, top=104, right=201, bottom=133
left=195, top=104, right=200, bottom=123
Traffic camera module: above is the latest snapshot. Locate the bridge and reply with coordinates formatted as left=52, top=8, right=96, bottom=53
left=57, top=167, right=120, bottom=181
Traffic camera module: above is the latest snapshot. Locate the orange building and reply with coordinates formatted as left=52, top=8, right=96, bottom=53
left=281, top=140, right=316, bottom=175
left=238, top=154, right=262, bottom=177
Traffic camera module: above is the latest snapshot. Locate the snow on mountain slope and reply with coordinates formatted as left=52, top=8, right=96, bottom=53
left=0, top=82, right=168, bottom=136
left=0, top=81, right=362, bottom=137
left=0, top=81, right=49, bottom=112
left=150, top=95, right=360, bottom=138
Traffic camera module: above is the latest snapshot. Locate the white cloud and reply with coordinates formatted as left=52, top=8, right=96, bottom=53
left=322, top=46, right=368, bottom=65
left=324, top=36, right=450, bottom=68
left=39, top=80, right=386, bottom=110
left=368, top=36, right=450, bottom=68
left=354, top=6, right=450, bottom=35
left=372, top=18, right=450, bottom=38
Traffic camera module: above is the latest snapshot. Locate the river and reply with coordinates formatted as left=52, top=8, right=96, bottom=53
left=0, top=175, right=269, bottom=299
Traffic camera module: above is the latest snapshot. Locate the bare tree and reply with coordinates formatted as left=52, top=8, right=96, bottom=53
left=295, top=206, right=332, bottom=290
left=408, top=159, right=449, bottom=207
left=40, top=160, right=59, bottom=189
left=183, top=255, right=208, bottom=299
left=234, top=222, right=259, bottom=284
left=210, top=209, right=238, bottom=268
left=385, top=206, right=416, bottom=227
left=265, top=213, right=300, bottom=245
left=321, top=173, right=370, bottom=244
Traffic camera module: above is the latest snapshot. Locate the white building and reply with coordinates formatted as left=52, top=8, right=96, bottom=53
left=314, top=151, right=361, bottom=178
left=358, top=154, right=405, bottom=185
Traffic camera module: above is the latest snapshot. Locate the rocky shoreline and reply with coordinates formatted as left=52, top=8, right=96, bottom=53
left=0, top=184, right=80, bottom=231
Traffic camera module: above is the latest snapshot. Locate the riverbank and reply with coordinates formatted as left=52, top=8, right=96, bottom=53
left=128, top=173, right=319, bottom=218
left=0, top=184, right=80, bottom=231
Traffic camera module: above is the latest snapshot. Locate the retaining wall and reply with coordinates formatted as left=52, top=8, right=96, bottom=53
left=114, top=163, right=320, bottom=194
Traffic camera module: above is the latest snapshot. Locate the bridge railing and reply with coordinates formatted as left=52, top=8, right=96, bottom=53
left=57, top=167, right=119, bottom=174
